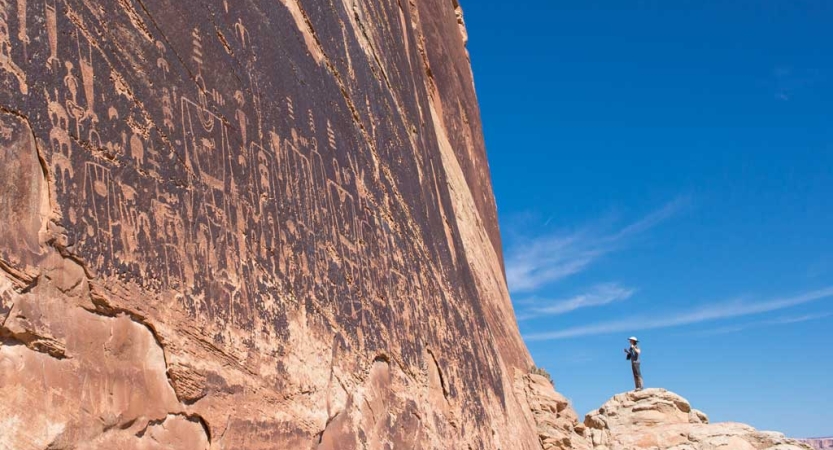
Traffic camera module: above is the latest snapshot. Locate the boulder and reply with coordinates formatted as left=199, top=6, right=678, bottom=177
left=584, top=389, right=813, bottom=450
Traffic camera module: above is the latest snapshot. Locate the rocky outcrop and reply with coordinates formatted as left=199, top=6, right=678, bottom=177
left=516, top=374, right=591, bottom=450
left=800, top=438, right=833, bottom=450
left=583, top=389, right=812, bottom=450
left=0, top=0, right=539, bottom=448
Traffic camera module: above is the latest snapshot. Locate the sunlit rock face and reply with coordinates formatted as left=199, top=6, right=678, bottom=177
left=583, top=389, right=813, bottom=450
left=0, top=0, right=544, bottom=448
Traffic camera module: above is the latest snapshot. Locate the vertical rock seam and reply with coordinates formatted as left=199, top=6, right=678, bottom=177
left=0, top=0, right=548, bottom=449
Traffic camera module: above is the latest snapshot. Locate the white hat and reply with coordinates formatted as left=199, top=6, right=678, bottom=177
left=628, top=336, right=638, bottom=342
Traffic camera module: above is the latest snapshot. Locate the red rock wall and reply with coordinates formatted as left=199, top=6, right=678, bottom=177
left=0, top=0, right=539, bottom=448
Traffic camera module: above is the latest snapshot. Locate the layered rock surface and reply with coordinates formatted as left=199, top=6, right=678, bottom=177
left=800, top=438, right=833, bottom=450
left=515, top=374, right=591, bottom=450
left=0, top=0, right=542, bottom=448
left=582, top=389, right=812, bottom=450
left=0, top=0, right=816, bottom=449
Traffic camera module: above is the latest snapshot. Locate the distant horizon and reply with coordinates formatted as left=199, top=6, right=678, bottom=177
left=467, top=0, right=833, bottom=438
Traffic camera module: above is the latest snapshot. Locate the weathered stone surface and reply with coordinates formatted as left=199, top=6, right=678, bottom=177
left=515, top=373, right=591, bottom=450
left=1, top=0, right=814, bottom=449
left=0, top=0, right=541, bottom=448
left=800, top=438, right=833, bottom=450
left=583, top=389, right=813, bottom=450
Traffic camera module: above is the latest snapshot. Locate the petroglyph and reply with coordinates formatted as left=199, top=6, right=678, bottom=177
left=45, top=0, right=58, bottom=70
left=77, top=39, right=97, bottom=123
left=0, top=0, right=539, bottom=448
left=0, top=0, right=27, bottom=93
left=15, top=0, right=26, bottom=52
left=234, top=17, right=249, bottom=48
left=155, top=40, right=169, bottom=74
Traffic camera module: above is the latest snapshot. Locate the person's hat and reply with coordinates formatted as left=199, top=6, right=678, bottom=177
left=628, top=336, right=638, bottom=342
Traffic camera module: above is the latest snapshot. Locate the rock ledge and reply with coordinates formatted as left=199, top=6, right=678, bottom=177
left=582, top=388, right=812, bottom=450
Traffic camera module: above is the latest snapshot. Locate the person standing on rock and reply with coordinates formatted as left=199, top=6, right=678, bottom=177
left=624, top=336, right=643, bottom=391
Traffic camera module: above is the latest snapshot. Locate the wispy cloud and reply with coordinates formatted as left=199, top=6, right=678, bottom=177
left=692, top=325, right=750, bottom=337
left=524, top=287, right=833, bottom=341
left=505, top=197, right=688, bottom=294
left=692, top=311, right=833, bottom=337
left=608, top=199, right=687, bottom=241
left=517, top=283, right=635, bottom=320
left=771, top=66, right=826, bottom=101
left=765, top=312, right=832, bottom=325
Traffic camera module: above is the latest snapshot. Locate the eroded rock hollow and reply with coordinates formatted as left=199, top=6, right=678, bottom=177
left=0, top=0, right=548, bottom=448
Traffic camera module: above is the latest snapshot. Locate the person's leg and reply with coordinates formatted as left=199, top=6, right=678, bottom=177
left=638, top=365, right=644, bottom=390
left=632, top=362, right=643, bottom=390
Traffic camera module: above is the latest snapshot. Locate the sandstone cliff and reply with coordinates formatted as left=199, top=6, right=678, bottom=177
left=0, top=1, right=816, bottom=449
left=0, top=0, right=540, bottom=448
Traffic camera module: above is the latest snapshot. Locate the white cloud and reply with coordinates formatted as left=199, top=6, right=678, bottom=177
left=764, top=312, right=832, bottom=325
left=691, top=325, right=750, bottom=337
left=524, top=286, right=833, bottom=341
left=690, top=311, right=833, bottom=337
left=517, top=283, right=635, bottom=320
left=609, top=197, right=688, bottom=241
left=505, top=232, right=599, bottom=293
left=505, top=197, right=688, bottom=294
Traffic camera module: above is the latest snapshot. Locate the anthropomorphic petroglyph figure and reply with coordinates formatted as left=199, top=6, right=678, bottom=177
left=63, top=61, right=87, bottom=136
left=15, top=0, right=26, bottom=52
left=130, top=134, right=144, bottom=166
left=142, top=135, right=162, bottom=177
left=234, top=90, right=248, bottom=149
left=64, top=61, right=79, bottom=103
left=260, top=211, right=276, bottom=260
left=114, top=184, right=141, bottom=265
left=45, top=0, right=58, bottom=70
left=77, top=39, right=98, bottom=123
left=234, top=18, right=249, bottom=47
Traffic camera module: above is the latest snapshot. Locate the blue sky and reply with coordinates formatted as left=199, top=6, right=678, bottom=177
left=465, top=0, right=833, bottom=438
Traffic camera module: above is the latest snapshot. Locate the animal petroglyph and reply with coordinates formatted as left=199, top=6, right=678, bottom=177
left=0, top=0, right=537, bottom=448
